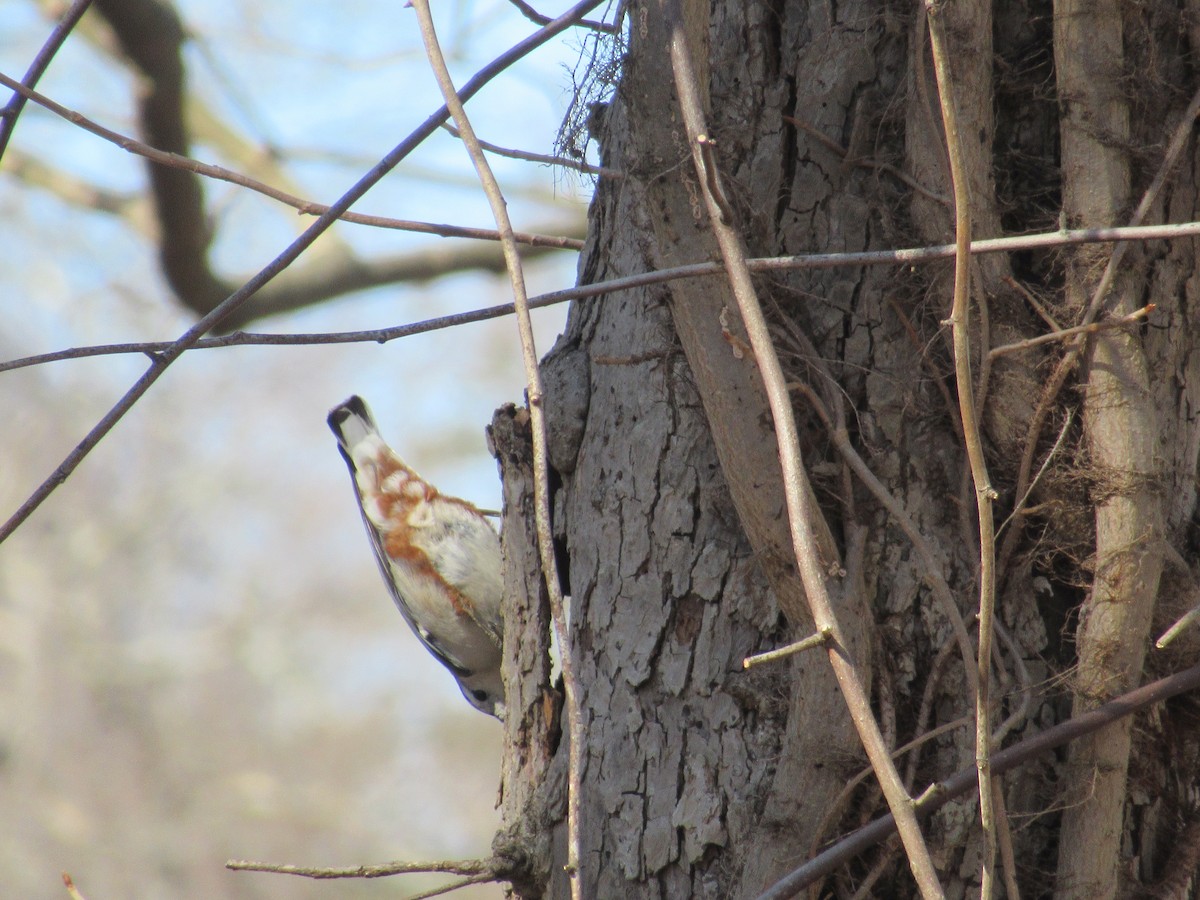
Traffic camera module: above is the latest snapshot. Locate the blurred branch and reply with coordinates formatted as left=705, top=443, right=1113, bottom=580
left=3, top=0, right=584, bottom=328
left=61, top=872, right=90, bottom=900
left=226, top=856, right=504, bottom=880
left=89, top=0, right=222, bottom=312
left=0, top=76, right=586, bottom=252
left=404, top=874, right=500, bottom=900
left=214, top=235, right=578, bottom=329
left=1, top=66, right=585, bottom=326
left=0, top=69, right=584, bottom=326
left=4, top=149, right=140, bottom=218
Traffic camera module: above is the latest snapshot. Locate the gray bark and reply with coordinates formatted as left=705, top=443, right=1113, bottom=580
left=494, top=0, right=1200, bottom=896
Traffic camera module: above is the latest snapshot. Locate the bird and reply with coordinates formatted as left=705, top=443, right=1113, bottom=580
left=327, top=395, right=505, bottom=718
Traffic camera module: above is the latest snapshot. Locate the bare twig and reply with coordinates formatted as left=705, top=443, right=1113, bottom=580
left=989, top=618, right=1033, bottom=745
left=810, top=618, right=1032, bottom=873
left=814, top=714, right=970, bottom=868
left=848, top=839, right=902, bottom=900
left=995, top=408, right=1074, bottom=541
left=0, top=71, right=581, bottom=251
left=5, top=222, right=1199, bottom=377
left=505, top=0, right=618, bottom=34
left=1004, top=274, right=1062, bottom=332
left=661, top=1, right=942, bottom=893
left=0, top=0, right=608, bottom=547
left=756, top=661, right=1200, bottom=900
left=409, top=3, right=585, bottom=898
left=0, top=0, right=94, bottom=161
left=1156, top=600, right=1200, bottom=649
left=992, top=778, right=1022, bottom=900
left=441, top=122, right=619, bottom=179
left=402, top=874, right=500, bottom=900
left=923, top=6, right=997, bottom=893
left=743, top=627, right=832, bottom=668
left=987, top=304, right=1154, bottom=359
left=904, top=635, right=965, bottom=792
left=225, top=857, right=501, bottom=879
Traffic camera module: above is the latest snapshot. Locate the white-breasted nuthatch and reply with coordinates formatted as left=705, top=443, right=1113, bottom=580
left=328, top=396, right=505, bottom=718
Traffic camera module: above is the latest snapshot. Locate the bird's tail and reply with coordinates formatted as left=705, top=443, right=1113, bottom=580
left=327, top=395, right=378, bottom=461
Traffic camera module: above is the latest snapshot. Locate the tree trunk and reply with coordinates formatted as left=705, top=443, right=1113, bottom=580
left=493, top=0, right=1200, bottom=896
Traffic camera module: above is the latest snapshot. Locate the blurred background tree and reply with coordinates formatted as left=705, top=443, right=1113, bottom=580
left=0, top=0, right=596, bottom=896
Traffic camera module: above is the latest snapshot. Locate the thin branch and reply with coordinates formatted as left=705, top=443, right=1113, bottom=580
left=402, top=874, right=499, bottom=900
left=815, top=714, right=971, bottom=868
left=987, top=304, right=1154, bottom=359
left=1005, top=274, right=1062, bottom=331
left=991, top=779, right=1022, bottom=900
left=989, top=618, right=1033, bottom=745
left=661, top=1, right=942, bottom=894
left=742, top=627, right=832, bottom=668
left=0, top=0, right=94, bottom=161
left=995, top=408, right=1075, bottom=541
left=225, top=857, right=500, bottom=879
left=5, top=221, right=1200, bottom=376
left=0, top=0, right=609, bottom=547
left=505, top=0, right=619, bottom=34
left=0, top=71, right=582, bottom=252
left=924, top=5, right=997, bottom=894
left=849, top=838, right=902, bottom=900
left=1155, top=600, right=1200, bottom=649
left=409, top=3, right=584, bottom=898
left=756, top=661, right=1200, bottom=900
left=441, top=122, right=619, bottom=179
left=61, top=872, right=89, bottom=900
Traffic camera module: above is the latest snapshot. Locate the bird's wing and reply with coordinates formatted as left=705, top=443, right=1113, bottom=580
left=353, top=498, right=477, bottom=676
left=404, top=499, right=504, bottom=646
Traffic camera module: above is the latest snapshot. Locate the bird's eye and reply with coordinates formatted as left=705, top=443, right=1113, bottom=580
left=472, top=690, right=489, bottom=702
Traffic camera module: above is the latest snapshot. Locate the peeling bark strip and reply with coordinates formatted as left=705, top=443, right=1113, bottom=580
left=489, top=406, right=562, bottom=894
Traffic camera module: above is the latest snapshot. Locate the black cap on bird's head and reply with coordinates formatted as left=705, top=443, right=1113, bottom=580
left=328, top=395, right=376, bottom=469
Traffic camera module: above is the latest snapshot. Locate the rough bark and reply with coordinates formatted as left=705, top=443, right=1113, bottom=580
left=495, top=0, right=1200, bottom=896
